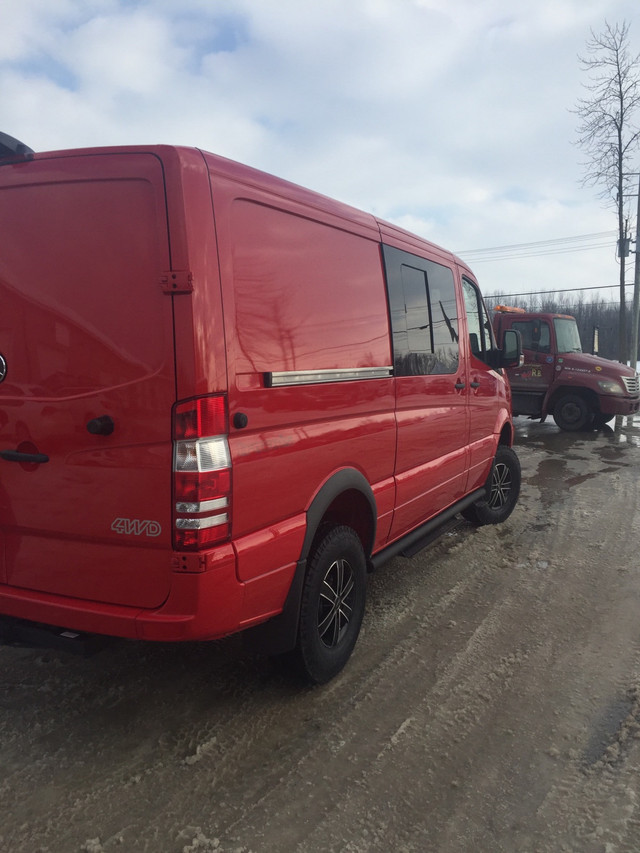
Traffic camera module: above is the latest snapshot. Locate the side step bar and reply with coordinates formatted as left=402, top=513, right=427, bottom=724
left=369, top=487, right=486, bottom=571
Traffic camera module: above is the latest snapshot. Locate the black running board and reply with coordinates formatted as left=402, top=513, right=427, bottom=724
left=369, top=487, right=486, bottom=571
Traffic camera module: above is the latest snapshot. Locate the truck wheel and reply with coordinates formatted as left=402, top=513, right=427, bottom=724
left=293, top=526, right=367, bottom=684
left=552, top=393, right=590, bottom=431
left=462, top=446, right=521, bottom=525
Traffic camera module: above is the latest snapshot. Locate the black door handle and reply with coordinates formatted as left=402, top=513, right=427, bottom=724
left=87, top=415, right=115, bottom=436
left=455, top=382, right=466, bottom=390
left=470, top=381, right=481, bottom=388
left=0, top=450, right=49, bottom=464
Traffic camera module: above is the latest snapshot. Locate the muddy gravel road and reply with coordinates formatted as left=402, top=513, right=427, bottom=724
left=3, top=417, right=640, bottom=853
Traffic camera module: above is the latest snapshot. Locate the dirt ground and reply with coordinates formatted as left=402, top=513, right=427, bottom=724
left=3, top=416, right=640, bottom=853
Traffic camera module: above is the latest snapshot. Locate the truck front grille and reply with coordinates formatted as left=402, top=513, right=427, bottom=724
left=623, top=375, right=640, bottom=394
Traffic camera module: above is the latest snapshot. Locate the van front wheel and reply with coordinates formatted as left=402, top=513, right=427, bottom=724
left=462, top=446, right=521, bottom=526
left=294, top=526, right=367, bottom=684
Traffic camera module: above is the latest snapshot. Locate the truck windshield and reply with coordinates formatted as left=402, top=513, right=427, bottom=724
left=554, top=318, right=582, bottom=354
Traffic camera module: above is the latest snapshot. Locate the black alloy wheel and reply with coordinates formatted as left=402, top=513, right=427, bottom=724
left=462, top=445, right=521, bottom=525
left=293, top=525, right=367, bottom=684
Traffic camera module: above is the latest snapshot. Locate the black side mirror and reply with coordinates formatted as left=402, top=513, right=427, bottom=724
left=500, top=329, right=522, bottom=368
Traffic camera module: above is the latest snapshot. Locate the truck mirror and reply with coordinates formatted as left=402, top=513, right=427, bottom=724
left=501, top=329, right=522, bottom=368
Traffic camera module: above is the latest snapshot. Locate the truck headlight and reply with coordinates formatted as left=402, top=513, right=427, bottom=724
left=597, top=379, right=625, bottom=395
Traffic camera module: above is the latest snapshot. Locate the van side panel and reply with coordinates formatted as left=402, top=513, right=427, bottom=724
left=207, top=172, right=397, bottom=573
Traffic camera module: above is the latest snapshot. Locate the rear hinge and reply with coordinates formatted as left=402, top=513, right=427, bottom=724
left=161, top=270, right=194, bottom=294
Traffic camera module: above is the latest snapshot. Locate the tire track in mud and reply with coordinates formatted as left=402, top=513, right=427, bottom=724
left=1, top=524, right=522, bottom=852
left=2, top=425, right=640, bottom=852
left=204, top=437, right=640, bottom=852
left=205, top=563, right=578, bottom=849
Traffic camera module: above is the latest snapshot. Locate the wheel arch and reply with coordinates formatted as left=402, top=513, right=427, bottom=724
left=498, top=420, right=513, bottom=448
left=547, top=385, right=598, bottom=415
left=243, top=468, right=377, bottom=657
left=300, top=468, right=377, bottom=563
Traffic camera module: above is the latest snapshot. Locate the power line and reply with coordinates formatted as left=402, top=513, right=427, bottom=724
left=460, top=230, right=617, bottom=253
left=484, top=282, right=633, bottom=300
left=457, top=230, right=619, bottom=263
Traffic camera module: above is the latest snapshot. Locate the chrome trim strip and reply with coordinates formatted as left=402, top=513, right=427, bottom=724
left=265, top=366, right=393, bottom=387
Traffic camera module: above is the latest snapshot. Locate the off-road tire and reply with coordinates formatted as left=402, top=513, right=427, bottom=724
left=293, top=525, right=367, bottom=685
left=462, top=445, right=521, bottom=526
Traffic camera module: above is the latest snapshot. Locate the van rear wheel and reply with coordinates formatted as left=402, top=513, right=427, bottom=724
left=462, top=445, right=520, bottom=526
left=293, top=525, right=367, bottom=685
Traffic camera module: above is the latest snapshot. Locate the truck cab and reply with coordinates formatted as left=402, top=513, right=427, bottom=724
left=492, top=306, right=640, bottom=430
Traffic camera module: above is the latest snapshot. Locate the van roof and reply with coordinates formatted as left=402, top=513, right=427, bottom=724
left=18, top=143, right=471, bottom=275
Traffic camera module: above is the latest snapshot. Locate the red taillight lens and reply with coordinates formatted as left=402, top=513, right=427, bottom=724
left=174, top=395, right=227, bottom=441
left=174, top=469, right=231, bottom=505
left=172, top=395, right=231, bottom=551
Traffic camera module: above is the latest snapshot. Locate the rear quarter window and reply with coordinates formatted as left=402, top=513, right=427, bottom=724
left=230, top=200, right=391, bottom=374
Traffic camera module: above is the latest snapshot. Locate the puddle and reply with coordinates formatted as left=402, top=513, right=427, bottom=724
left=526, top=458, right=571, bottom=507
left=583, top=695, right=633, bottom=767
left=582, top=687, right=640, bottom=768
left=515, top=413, right=640, bottom=461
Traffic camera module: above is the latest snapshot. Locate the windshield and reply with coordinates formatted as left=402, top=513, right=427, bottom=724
left=554, top=318, right=582, bottom=354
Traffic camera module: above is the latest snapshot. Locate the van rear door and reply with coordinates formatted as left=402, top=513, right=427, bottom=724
left=0, top=152, right=177, bottom=609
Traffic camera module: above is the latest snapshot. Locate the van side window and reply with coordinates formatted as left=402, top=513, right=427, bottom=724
left=510, top=320, right=551, bottom=353
left=230, top=201, right=391, bottom=375
left=383, top=245, right=459, bottom=376
left=462, top=277, right=493, bottom=361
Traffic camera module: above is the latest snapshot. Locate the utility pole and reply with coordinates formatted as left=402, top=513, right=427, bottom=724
left=630, top=172, right=640, bottom=375
left=624, top=173, right=640, bottom=431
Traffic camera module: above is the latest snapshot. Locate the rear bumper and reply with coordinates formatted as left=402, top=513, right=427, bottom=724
left=0, top=543, right=296, bottom=643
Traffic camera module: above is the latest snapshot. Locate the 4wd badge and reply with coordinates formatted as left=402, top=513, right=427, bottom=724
left=111, top=517, right=162, bottom=537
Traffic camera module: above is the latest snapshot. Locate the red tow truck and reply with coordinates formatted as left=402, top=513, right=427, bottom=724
left=492, top=306, right=640, bottom=430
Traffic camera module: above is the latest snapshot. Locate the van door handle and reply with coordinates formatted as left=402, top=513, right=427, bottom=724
left=0, top=450, right=50, bottom=464
left=470, top=381, right=481, bottom=389
left=455, top=381, right=466, bottom=390
left=87, top=415, right=115, bottom=436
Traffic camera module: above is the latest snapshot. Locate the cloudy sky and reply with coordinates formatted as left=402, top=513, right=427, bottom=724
left=2, top=0, right=639, bottom=303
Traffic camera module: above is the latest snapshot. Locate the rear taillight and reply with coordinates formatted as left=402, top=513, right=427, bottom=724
left=173, top=394, right=231, bottom=550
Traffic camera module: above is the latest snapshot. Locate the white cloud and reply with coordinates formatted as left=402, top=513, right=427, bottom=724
left=0, top=0, right=639, bottom=301
left=58, top=11, right=184, bottom=95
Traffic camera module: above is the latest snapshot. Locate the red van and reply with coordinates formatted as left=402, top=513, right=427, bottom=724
left=0, top=136, right=521, bottom=682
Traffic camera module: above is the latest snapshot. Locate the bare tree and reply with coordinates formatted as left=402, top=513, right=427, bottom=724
left=575, top=20, right=640, bottom=363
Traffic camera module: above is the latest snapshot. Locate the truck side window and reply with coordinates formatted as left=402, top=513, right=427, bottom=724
left=511, top=320, right=551, bottom=353
left=383, top=245, right=459, bottom=376
left=462, top=277, right=492, bottom=362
